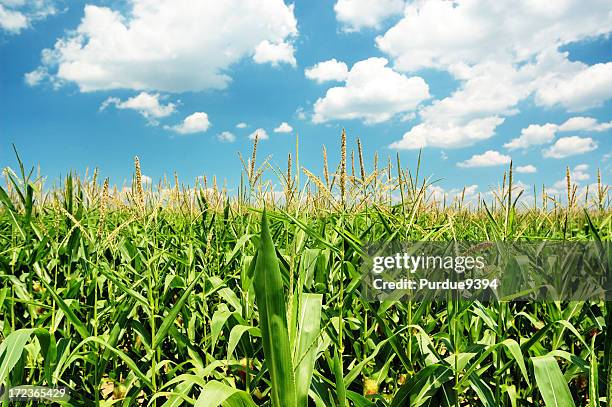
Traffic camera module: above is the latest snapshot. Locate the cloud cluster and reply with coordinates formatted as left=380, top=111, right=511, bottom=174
left=515, top=165, right=537, bottom=174
left=457, top=150, right=511, bottom=168
left=165, top=112, right=210, bottom=134
left=0, top=0, right=57, bottom=34
left=312, top=57, right=429, bottom=124
left=274, top=122, right=293, bottom=133
left=377, top=0, right=611, bottom=71
left=28, top=0, right=298, bottom=92
left=253, top=40, right=296, bottom=67
left=305, top=59, right=349, bottom=83
left=382, top=0, right=612, bottom=150
left=217, top=131, right=236, bottom=143
left=503, top=116, right=609, bottom=158
left=390, top=117, right=503, bottom=150
left=334, top=0, right=404, bottom=32
left=100, top=92, right=176, bottom=121
left=249, top=128, right=269, bottom=140
left=543, top=137, right=598, bottom=159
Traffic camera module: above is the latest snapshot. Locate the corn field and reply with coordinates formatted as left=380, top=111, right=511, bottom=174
left=0, top=134, right=611, bottom=406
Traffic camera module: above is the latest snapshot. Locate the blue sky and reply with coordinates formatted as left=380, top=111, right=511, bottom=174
left=1, top=0, right=610, bottom=200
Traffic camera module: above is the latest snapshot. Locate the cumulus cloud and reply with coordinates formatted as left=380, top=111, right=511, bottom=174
left=504, top=123, right=558, bottom=150
left=305, top=59, right=349, bottom=83
left=312, top=57, right=429, bottom=124
left=559, top=116, right=612, bottom=132
left=334, top=0, right=404, bottom=32
left=390, top=117, right=503, bottom=150
left=0, top=4, right=26, bottom=32
left=418, top=62, right=533, bottom=125
left=236, top=122, right=248, bottom=129
left=24, top=67, right=49, bottom=86
left=253, top=40, right=296, bottom=67
left=274, top=122, right=293, bottom=133
left=457, top=150, right=511, bottom=168
left=535, top=62, right=612, bottom=111
left=165, top=112, right=210, bottom=134
left=249, top=128, right=269, bottom=140
left=543, top=136, right=597, bottom=159
left=100, top=92, right=176, bottom=120
left=516, top=165, right=537, bottom=174
left=505, top=116, right=611, bottom=150
left=0, top=1, right=57, bottom=34
left=377, top=0, right=611, bottom=72
left=28, top=0, right=297, bottom=92
left=217, top=131, right=236, bottom=143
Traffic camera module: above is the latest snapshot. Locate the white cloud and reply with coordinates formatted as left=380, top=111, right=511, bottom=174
left=29, top=1, right=297, bottom=92
left=253, top=40, right=296, bottom=67
left=100, top=92, right=176, bottom=120
left=379, top=1, right=612, bottom=150
left=505, top=116, right=611, bottom=150
left=165, top=112, right=210, bottom=134
left=274, top=122, right=293, bottom=133
left=24, top=67, right=48, bottom=86
left=390, top=58, right=537, bottom=149
left=535, top=62, right=612, bottom=111
left=419, top=62, right=533, bottom=125
left=249, top=128, right=269, bottom=140
left=312, top=57, right=429, bottom=124
left=236, top=122, right=248, bottom=129
left=516, top=165, right=537, bottom=174
left=0, top=1, right=56, bottom=34
left=572, top=164, right=590, bottom=181
left=376, top=0, right=611, bottom=72
left=141, top=175, right=152, bottom=185
left=0, top=4, right=26, bottom=32
left=558, top=116, right=612, bottom=132
left=390, top=116, right=503, bottom=150
left=543, top=136, right=597, bottom=159
left=305, top=59, right=349, bottom=83
left=217, top=131, right=236, bottom=143
left=504, top=123, right=558, bottom=150
left=457, top=150, right=511, bottom=168
left=334, top=0, right=404, bottom=32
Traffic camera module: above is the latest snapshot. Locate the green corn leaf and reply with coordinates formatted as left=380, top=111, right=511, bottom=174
left=195, top=380, right=256, bottom=407
left=153, top=269, right=205, bottom=350
left=253, top=209, right=297, bottom=407
left=589, top=334, right=599, bottom=407
left=532, top=355, right=576, bottom=407
left=391, top=364, right=454, bottom=407
left=0, top=329, right=33, bottom=385
left=34, top=263, right=90, bottom=340
left=294, top=293, right=322, bottom=407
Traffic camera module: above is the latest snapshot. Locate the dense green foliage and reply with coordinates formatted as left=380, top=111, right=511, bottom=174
left=0, top=145, right=610, bottom=406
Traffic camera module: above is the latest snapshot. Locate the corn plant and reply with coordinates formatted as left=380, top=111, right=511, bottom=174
left=0, top=136, right=610, bottom=406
